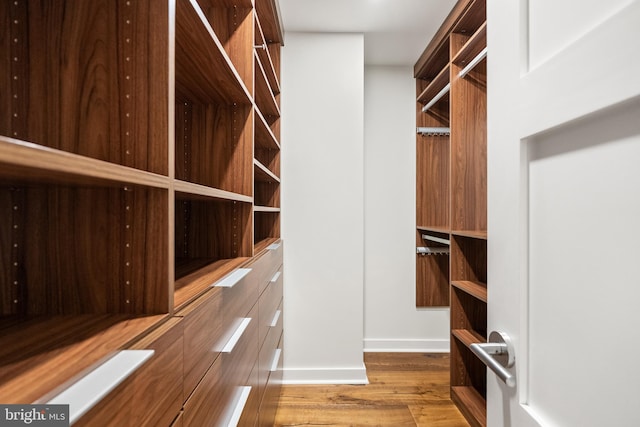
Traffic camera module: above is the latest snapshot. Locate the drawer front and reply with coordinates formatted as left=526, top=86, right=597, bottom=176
left=171, top=411, right=184, bottom=427
left=253, top=240, right=283, bottom=296
left=183, top=356, right=230, bottom=427
left=257, top=300, right=283, bottom=403
left=222, top=303, right=259, bottom=391
left=179, top=287, right=224, bottom=401
left=258, top=333, right=284, bottom=427
left=219, top=268, right=259, bottom=341
left=75, top=318, right=184, bottom=427
left=258, top=267, right=283, bottom=347
left=237, top=362, right=260, bottom=427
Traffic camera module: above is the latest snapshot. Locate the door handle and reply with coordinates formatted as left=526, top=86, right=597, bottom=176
left=470, top=331, right=516, bottom=388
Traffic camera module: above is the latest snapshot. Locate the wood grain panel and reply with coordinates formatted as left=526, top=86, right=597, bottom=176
left=416, top=135, right=449, bottom=231
left=178, top=287, right=224, bottom=401
left=255, top=146, right=280, bottom=177
left=255, top=0, right=284, bottom=44
left=258, top=300, right=282, bottom=404
left=259, top=333, right=283, bottom=427
left=175, top=102, right=253, bottom=196
left=450, top=286, right=486, bottom=338
left=201, top=5, right=254, bottom=95
left=0, top=314, right=166, bottom=404
left=254, top=180, right=280, bottom=208
left=254, top=211, right=280, bottom=244
left=1, top=0, right=168, bottom=174
left=0, top=185, right=167, bottom=316
left=258, top=277, right=282, bottom=348
left=255, top=54, right=280, bottom=117
left=183, top=355, right=230, bottom=426
left=416, top=253, right=450, bottom=307
left=255, top=109, right=280, bottom=150
left=239, top=362, right=261, bottom=427
left=450, top=60, right=487, bottom=232
left=451, top=386, right=486, bottom=427
left=451, top=235, right=487, bottom=284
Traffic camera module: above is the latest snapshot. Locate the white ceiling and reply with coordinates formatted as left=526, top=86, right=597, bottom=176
left=278, top=0, right=457, bottom=65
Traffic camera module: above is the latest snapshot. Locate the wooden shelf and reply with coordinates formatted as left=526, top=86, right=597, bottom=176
left=417, top=225, right=451, bottom=235
left=255, top=0, right=284, bottom=44
left=175, top=0, right=251, bottom=105
left=174, top=257, right=250, bottom=310
left=452, top=329, right=485, bottom=349
left=254, top=53, right=281, bottom=118
left=255, top=206, right=281, bottom=213
left=452, top=230, right=487, bottom=240
left=417, top=64, right=450, bottom=105
left=451, top=386, right=486, bottom=427
left=451, top=280, right=487, bottom=303
left=174, top=180, right=253, bottom=203
left=255, top=109, right=281, bottom=150
left=254, top=237, right=280, bottom=255
left=0, top=314, right=168, bottom=403
left=255, top=16, right=281, bottom=95
left=452, top=22, right=487, bottom=68
left=0, top=136, right=170, bottom=189
left=254, top=159, right=280, bottom=183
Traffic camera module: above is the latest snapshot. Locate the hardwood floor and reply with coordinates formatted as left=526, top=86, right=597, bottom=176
left=274, top=353, right=470, bottom=426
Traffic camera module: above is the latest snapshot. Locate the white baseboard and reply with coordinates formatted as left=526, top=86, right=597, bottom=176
left=282, top=364, right=369, bottom=385
left=363, top=338, right=449, bottom=353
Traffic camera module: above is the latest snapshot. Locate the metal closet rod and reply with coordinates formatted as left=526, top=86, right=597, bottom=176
left=421, top=83, right=450, bottom=113
left=458, top=46, right=488, bottom=79
left=416, top=246, right=450, bottom=256
left=417, top=127, right=450, bottom=136
left=421, top=234, right=450, bottom=245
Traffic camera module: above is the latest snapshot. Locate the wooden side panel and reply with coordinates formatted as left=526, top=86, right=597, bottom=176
left=451, top=235, right=487, bottom=284
left=415, top=254, right=450, bottom=307
left=0, top=186, right=167, bottom=316
left=450, top=61, right=487, bottom=232
left=416, top=137, right=450, bottom=228
left=175, top=102, right=253, bottom=196
left=0, top=0, right=168, bottom=174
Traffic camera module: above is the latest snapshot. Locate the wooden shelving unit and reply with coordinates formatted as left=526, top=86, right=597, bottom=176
left=0, top=0, right=284, bottom=425
left=414, top=0, right=488, bottom=425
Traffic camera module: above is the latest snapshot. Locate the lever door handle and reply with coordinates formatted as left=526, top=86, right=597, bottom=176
left=470, top=331, right=516, bottom=388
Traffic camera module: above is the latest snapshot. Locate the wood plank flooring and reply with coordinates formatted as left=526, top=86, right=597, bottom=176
left=274, top=353, right=470, bottom=426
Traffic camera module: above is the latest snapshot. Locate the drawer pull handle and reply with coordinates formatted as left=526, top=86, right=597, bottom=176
left=226, top=386, right=252, bottom=427
left=270, top=349, right=282, bottom=372
left=270, top=310, right=281, bottom=327
left=221, top=318, right=252, bottom=353
left=47, top=350, right=154, bottom=424
left=214, top=268, right=252, bottom=288
left=270, top=271, right=281, bottom=283
left=267, top=242, right=281, bottom=250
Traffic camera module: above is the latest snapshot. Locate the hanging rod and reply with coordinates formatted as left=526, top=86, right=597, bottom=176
left=421, top=83, right=450, bottom=113
left=458, top=47, right=488, bottom=79
left=416, top=246, right=450, bottom=256
left=421, top=234, right=450, bottom=245
left=416, top=127, right=450, bottom=136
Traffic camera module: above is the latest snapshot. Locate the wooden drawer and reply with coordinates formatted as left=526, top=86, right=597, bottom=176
left=216, top=267, right=259, bottom=342
left=258, top=333, right=284, bottom=427
left=74, top=318, right=184, bottom=427
left=184, top=304, right=259, bottom=427
left=177, top=287, right=224, bottom=401
left=171, top=411, right=184, bottom=427
left=237, top=361, right=260, bottom=427
left=258, top=267, right=283, bottom=347
left=252, top=240, right=283, bottom=296
left=257, top=300, right=283, bottom=404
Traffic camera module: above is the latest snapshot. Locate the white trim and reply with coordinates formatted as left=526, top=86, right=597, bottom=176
left=48, top=350, right=154, bottom=425
left=363, top=338, right=449, bottom=353
left=282, top=364, right=369, bottom=385
left=213, top=268, right=252, bottom=288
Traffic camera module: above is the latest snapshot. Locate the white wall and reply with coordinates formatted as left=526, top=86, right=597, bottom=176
left=281, top=32, right=367, bottom=384
left=363, top=66, right=449, bottom=352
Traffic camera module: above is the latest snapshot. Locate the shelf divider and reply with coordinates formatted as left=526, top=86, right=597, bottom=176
left=451, top=280, right=487, bottom=303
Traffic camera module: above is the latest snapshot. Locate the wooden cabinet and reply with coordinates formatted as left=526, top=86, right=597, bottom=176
left=0, top=0, right=284, bottom=425
left=414, top=0, right=488, bottom=425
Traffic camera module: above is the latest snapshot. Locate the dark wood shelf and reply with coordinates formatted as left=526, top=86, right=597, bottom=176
left=417, top=64, right=450, bottom=104
left=452, top=329, right=485, bottom=349
left=255, top=109, right=281, bottom=150
left=0, top=136, right=170, bottom=189
left=174, top=180, right=253, bottom=203
left=0, top=314, right=168, bottom=403
left=452, top=22, right=487, bottom=67
left=451, top=280, right=487, bottom=302
left=417, top=225, right=451, bottom=235
left=452, top=230, right=487, bottom=240
left=174, top=257, right=250, bottom=310
left=175, top=0, right=251, bottom=105
left=451, top=386, right=486, bottom=427
left=255, top=16, right=281, bottom=95
left=254, top=159, right=280, bottom=183
left=255, top=0, right=284, bottom=44
left=254, top=53, right=281, bottom=118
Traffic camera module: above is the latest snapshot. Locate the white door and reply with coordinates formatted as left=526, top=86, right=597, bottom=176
left=486, top=0, right=640, bottom=426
